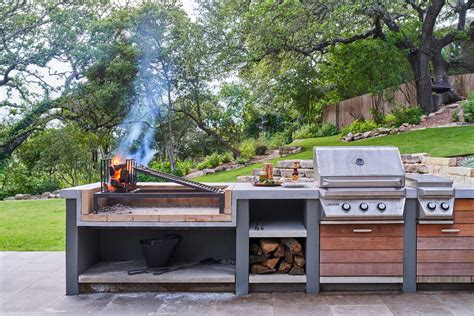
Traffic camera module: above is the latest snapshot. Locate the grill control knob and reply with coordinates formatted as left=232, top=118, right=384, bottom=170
left=440, top=202, right=450, bottom=211
left=427, top=202, right=437, bottom=211
left=341, top=203, right=351, bottom=212
left=359, top=203, right=369, bottom=212
left=377, top=202, right=387, bottom=212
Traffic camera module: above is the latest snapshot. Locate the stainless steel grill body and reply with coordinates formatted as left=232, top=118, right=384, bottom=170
left=406, top=174, right=455, bottom=222
left=314, top=146, right=406, bottom=221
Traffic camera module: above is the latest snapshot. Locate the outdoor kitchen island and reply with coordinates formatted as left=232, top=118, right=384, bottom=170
left=61, top=151, right=474, bottom=296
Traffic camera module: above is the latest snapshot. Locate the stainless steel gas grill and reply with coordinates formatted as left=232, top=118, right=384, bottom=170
left=405, top=174, right=455, bottom=223
left=314, top=146, right=406, bottom=223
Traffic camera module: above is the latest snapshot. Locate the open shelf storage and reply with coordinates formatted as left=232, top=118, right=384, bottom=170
left=79, top=260, right=235, bottom=284
left=249, top=220, right=307, bottom=237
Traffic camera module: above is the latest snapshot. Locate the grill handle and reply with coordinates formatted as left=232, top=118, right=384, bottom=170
left=353, top=229, right=373, bottom=233
left=441, top=228, right=460, bottom=233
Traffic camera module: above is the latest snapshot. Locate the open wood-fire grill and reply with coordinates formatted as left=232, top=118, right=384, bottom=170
left=95, top=158, right=225, bottom=214
left=314, top=146, right=406, bottom=222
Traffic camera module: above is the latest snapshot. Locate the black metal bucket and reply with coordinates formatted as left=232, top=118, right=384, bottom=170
left=140, top=234, right=182, bottom=267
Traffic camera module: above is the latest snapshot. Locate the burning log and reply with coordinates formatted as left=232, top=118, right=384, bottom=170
left=250, top=238, right=305, bottom=275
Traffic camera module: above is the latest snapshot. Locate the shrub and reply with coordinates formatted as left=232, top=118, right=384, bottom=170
left=268, top=132, right=289, bottom=148
left=341, top=119, right=378, bottom=135
left=139, top=160, right=193, bottom=180
left=391, top=105, right=423, bottom=127
left=383, top=113, right=397, bottom=127
left=462, top=92, right=474, bottom=122
left=463, top=156, right=474, bottom=168
left=317, top=123, right=339, bottom=137
left=292, top=124, right=320, bottom=139
left=197, top=152, right=231, bottom=170
left=239, top=139, right=256, bottom=160
left=235, top=157, right=248, bottom=165
left=451, top=110, right=460, bottom=122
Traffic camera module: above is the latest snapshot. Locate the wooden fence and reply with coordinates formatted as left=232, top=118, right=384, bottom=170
left=323, top=73, right=474, bottom=128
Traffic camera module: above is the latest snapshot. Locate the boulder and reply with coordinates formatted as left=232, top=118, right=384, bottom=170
left=377, top=127, right=391, bottom=134
left=428, top=112, right=436, bottom=118
left=15, top=194, right=32, bottom=200
left=389, top=128, right=399, bottom=135
left=237, top=176, right=257, bottom=183
left=202, top=168, right=215, bottom=175
left=362, top=131, right=371, bottom=138
left=401, top=153, right=426, bottom=164
left=446, top=103, right=459, bottom=108
left=404, top=164, right=428, bottom=174
left=353, top=133, right=363, bottom=140
left=41, top=192, right=52, bottom=199
left=214, top=166, right=225, bottom=172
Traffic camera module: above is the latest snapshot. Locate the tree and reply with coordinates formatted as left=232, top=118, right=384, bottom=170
left=0, top=1, right=111, bottom=162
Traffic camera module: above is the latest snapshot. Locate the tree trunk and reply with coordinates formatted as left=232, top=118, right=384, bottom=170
left=431, top=42, right=463, bottom=105
left=414, top=51, right=436, bottom=114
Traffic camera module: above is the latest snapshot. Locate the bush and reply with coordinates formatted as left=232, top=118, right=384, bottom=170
left=462, top=92, right=474, bottom=122
left=235, top=157, right=249, bottom=165
left=390, top=105, right=423, bottom=127
left=317, top=123, right=339, bottom=137
left=239, top=139, right=256, bottom=160
left=197, top=152, right=232, bottom=170
left=268, top=132, right=289, bottom=148
left=451, top=110, right=460, bottom=122
left=292, top=124, right=320, bottom=139
left=139, top=159, right=193, bottom=181
left=341, top=119, right=378, bottom=135
left=463, top=156, right=474, bottom=168
left=383, top=113, right=397, bottom=127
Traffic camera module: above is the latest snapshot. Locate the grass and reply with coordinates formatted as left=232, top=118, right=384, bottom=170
left=196, top=125, right=474, bottom=182
left=0, top=199, right=65, bottom=251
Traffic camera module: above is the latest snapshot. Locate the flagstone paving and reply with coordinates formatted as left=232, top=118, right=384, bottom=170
left=1, top=252, right=473, bottom=315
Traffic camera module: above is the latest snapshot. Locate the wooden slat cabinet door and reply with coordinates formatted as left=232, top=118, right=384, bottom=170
left=320, top=224, right=403, bottom=277
left=417, top=199, right=474, bottom=283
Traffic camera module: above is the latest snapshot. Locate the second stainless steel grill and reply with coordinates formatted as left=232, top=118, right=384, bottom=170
left=314, top=146, right=406, bottom=222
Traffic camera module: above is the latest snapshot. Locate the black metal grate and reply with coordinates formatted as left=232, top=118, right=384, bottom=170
left=135, top=165, right=223, bottom=194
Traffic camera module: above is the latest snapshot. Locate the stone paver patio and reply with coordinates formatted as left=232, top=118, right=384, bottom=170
left=1, top=252, right=473, bottom=315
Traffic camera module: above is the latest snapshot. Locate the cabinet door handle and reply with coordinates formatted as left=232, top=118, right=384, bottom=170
left=441, top=228, right=460, bottom=233
left=353, top=229, right=373, bottom=233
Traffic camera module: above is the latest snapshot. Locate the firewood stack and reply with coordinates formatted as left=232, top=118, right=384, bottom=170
left=249, top=238, right=305, bottom=275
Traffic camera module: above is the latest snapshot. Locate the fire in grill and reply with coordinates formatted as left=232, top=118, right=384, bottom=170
left=101, top=158, right=137, bottom=193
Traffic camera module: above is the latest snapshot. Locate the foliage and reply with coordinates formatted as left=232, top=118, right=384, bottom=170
left=197, top=152, right=232, bottom=170
left=390, top=105, right=424, bottom=127
left=138, top=160, right=193, bottom=181
left=341, top=120, right=378, bottom=135
left=268, top=132, right=290, bottom=148
left=451, top=111, right=460, bottom=122
left=239, top=140, right=256, bottom=160
left=463, top=157, right=474, bottom=168
left=292, top=124, right=320, bottom=140
left=462, top=92, right=474, bottom=122
left=383, top=114, right=397, bottom=127
left=318, top=123, right=340, bottom=137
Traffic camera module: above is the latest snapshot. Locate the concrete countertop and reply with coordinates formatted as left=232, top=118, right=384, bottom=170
left=231, top=182, right=319, bottom=199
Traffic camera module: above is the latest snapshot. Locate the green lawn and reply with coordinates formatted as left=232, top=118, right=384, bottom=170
left=196, top=125, right=474, bottom=182
left=0, top=199, right=65, bottom=251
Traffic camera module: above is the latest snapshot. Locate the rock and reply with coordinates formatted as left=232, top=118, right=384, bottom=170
left=353, top=133, right=363, bottom=140
left=404, top=164, right=428, bottom=174
left=401, top=153, right=426, bottom=164
left=435, top=108, right=446, bottom=115
left=402, top=123, right=409, bottom=127
left=377, top=127, right=391, bottom=134
left=362, top=131, right=371, bottom=138
left=41, top=192, right=52, bottom=199
left=428, top=112, right=436, bottom=118
left=389, top=128, right=399, bottom=135
left=186, top=170, right=204, bottom=178
left=446, top=103, right=459, bottom=108
left=420, top=115, right=427, bottom=120
left=49, top=193, right=58, bottom=199
left=279, top=146, right=303, bottom=155
left=202, top=168, right=215, bottom=175
left=15, top=194, right=32, bottom=200
left=275, top=160, right=312, bottom=169
left=214, top=166, right=225, bottom=172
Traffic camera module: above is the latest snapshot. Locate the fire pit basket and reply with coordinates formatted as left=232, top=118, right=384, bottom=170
left=140, top=234, right=182, bottom=267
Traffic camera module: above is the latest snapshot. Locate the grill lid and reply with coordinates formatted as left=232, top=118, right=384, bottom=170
left=314, top=146, right=405, bottom=188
